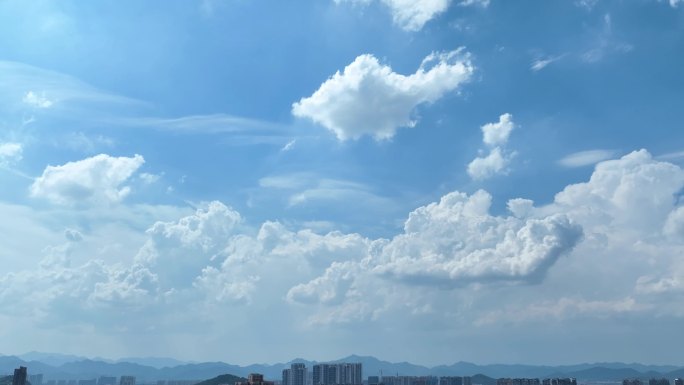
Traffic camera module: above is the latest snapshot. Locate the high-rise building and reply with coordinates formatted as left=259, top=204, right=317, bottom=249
left=98, top=378, right=116, bottom=385
left=119, top=376, right=136, bottom=385
left=312, top=363, right=361, bottom=385
left=381, top=376, right=434, bottom=385
left=284, top=369, right=292, bottom=385
left=440, top=377, right=471, bottom=385
left=497, top=379, right=540, bottom=385
left=543, top=378, right=576, bottom=385
left=29, top=374, right=44, bottom=385
left=623, top=380, right=643, bottom=385
left=674, top=379, right=683, bottom=385
left=13, top=367, right=28, bottom=385
left=291, top=364, right=307, bottom=385
left=79, top=379, right=97, bottom=385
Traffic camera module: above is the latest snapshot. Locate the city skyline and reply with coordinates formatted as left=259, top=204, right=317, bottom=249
left=1, top=0, right=683, bottom=366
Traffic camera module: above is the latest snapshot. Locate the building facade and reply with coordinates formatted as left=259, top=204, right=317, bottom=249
left=29, top=374, right=44, bottom=385
left=13, top=367, right=28, bottom=385
left=312, top=363, right=361, bottom=385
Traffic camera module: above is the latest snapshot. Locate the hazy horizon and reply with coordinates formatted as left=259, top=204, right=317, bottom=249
left=1, top=351, right=684, bottom=369
left=1, top=0, right=683, bottom=368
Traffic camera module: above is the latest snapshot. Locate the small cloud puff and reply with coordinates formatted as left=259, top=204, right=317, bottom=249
left=30, top=153, right=145, bottom=206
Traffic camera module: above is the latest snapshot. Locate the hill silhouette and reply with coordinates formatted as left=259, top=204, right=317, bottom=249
left=195, top=373, right=246, bottom=385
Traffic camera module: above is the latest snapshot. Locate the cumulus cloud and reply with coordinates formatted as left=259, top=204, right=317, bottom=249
left=23, top=91, right=53, bottom=108
left=291, top=150, right=684, bottom=325
left=135, top=201, right=243, bottom=289
left=64, top=228, right=84, bottom=242
left=636, top=275, right=684, bottom=295
left=0, top=245, right=157, bottom=324
left=0, top=142, right=23, bottom=164
left=30, top=154, right=144, bottom=206
left=5, top=149, right=684, bottom=337
left=553, top=149, right=684, bottom=233
left=467, top=147, right=509, bottom=180
left=287, top=261, right=358, bottom=305
left=467, top=114, right=516, bottom=180
left=292, top=49, right=473, bottom=140
left=558, top=149, right=617, bottom=168
left=335, top=0, right=452, bottom=31
left=370, top=190, right=583, bottom=285
left=481, top=113, right=514, bottom=147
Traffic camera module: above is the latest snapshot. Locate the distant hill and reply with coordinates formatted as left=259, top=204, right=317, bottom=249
left=667, top=368, right=684, bottom=379
left=0, top=352, right=682, bottom=382
left=116, top=358, right=189, bottom=369
left=18, top=353, right=90, bottom=368
left=471, top=374, right=496, bottom=385
left=195, top=373, right=246, bottom=385
left=546, top=367, right=663, bottom=381
left=59, top=360, right=159, bottom=380
left=332, top=355, right=431, bottom=377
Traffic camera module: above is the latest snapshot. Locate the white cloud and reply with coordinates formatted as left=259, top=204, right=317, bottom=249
left=291, top=150, right=684, bottom=326
left=287, top=261, right=358, bottom=305
left=467, top=147, right=510, bottom=180
left=120, top=113, right=281, bottom=135
left=0, top=142, right=23, bottom=164
left=459, top=0, right=489, bottom=7
left=467, top=113, right=516, bottom=180
left=292, top=49, right=473, bottom=141
left=30, top=154, right=145, bottom=206
left=370, top=190, right=583, bottom=285
left=281, top=139, right=296, bottom=152
left=668, top=0, right=683, bottom=7
left=64, top=228, right=84, bottom=242
left=553, top=149, right=684, bottom=233
left=4, top=149, right=684, bottom=353
left=558, top=149, right=617, bottom=168
left=139, top=172, right=162, bottom=185
left=530, top=55, right=565, bottom=71
left=636, top=275, right=684, bottom=295
left=23, top=91, right=53, bottom=108
left=336, top=0, right=452, bottom=31
left=507, top=198, right=534, bottom=218
left=481, top=113, right=514, bottom=147
left=657, top=150, right=684, bottom=161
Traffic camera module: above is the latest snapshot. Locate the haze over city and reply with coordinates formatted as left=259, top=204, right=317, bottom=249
left=0, top=0, right=683, bottom=368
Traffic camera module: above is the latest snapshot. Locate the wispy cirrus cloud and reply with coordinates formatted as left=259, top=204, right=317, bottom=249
left=558, top=149, right=617, bottom=168
left=530, top=54, right=566, bottom=71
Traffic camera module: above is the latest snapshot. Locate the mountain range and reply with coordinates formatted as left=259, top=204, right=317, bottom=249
left=0, top=353, right=682, bottom=383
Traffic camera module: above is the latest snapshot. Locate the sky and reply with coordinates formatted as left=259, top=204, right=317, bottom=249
left=0, top=0, right=684, bottom=367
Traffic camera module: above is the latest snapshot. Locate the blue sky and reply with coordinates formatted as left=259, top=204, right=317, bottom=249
left=1, top=0, right=684, bottom=366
